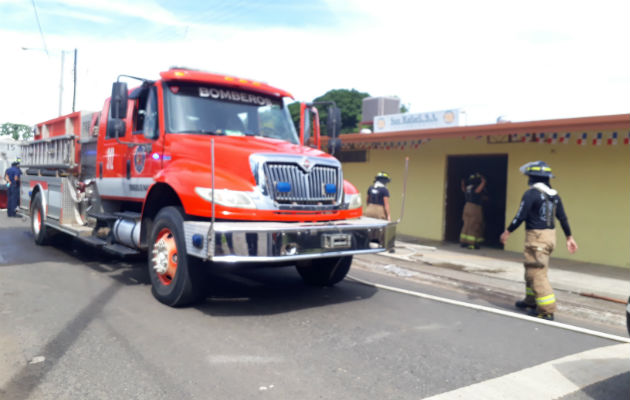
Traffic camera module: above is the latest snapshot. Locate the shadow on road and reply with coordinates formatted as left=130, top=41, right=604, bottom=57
left=195, top=267, right=377, bottom=317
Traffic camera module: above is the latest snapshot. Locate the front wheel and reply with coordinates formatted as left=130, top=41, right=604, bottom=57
left=296, top=256, right=352, bottom=286
left=30, top=192, right=52, bottom=245
left=147, top=207, right=206, bottom=307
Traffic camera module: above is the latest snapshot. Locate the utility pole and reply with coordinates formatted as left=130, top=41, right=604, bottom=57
left=58, top=50, right=65, bottom=116
left=22, top=47, right=77, bottom=116
left=72, top=48, right=77, bottom=113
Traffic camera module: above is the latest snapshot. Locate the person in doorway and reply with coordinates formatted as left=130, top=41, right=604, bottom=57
left=4, top=160, right=21, bottom=217
left=365, top=172, right=391, bottom=221
left=500, top=161, right=578, bottom=321
left=459, top=172, right=486, bottom=249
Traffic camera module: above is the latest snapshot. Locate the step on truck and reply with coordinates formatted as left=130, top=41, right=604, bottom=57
left=19, top=68, right=396, bottom=306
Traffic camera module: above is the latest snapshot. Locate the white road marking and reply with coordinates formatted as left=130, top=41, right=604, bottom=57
left=423, top=343, right=630, bottom=399
left=347, top=275, right=630, bottom=344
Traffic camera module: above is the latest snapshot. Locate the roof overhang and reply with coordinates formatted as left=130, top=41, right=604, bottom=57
left=340, top=114, right=629, bottom=143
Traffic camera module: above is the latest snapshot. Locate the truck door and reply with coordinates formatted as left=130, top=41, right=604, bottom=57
left=97, top=99, right=134, bottom=201
left=127, top=85, right=162, bottom=192
left=97, top=84, right=162, bottom=203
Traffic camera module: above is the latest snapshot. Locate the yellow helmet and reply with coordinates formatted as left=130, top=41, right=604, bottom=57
left=375, top=171, right=390, bottom=183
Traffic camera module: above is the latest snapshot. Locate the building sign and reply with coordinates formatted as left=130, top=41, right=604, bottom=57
left=373, top=109, right=460, bottom=133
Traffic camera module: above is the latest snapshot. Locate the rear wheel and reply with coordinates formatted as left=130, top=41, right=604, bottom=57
left=148, top=207, right=206, bottom=307
left=30, top=192, right=52, bottom=245
left=296, top=256, right=352, bottom=286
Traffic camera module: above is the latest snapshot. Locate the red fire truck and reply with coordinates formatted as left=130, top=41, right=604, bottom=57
left=19, top=68, right=395, bottom=306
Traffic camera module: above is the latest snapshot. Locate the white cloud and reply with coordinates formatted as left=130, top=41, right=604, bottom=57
left=1, top=0, right=628, bottom=126
left=45, top=9, right=113, bottom=24
left=42, top=0, right=186, bottom=26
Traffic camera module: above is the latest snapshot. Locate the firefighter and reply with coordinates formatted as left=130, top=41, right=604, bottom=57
left=4, top=160, right=21, bottom=218
left=500, top=161, right=578, bottom=320
left=365, top=172, right=391, bottom=221
left=459, top=172, right=486, bottom=249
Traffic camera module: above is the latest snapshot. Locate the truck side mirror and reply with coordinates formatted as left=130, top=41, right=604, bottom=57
left=327, top=106, right=342, bottom=139
left=110, top=81, right=128, bottom=119
left=109, top=119, right=126, bottom=138
left=328, top=137, right=341, bottom=155
left=299, top=102, right=312, bottom=146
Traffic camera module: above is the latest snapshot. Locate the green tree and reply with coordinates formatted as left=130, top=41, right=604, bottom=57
left=0, top=123, right=32, bottom=140
left=287, top=89, right=371, bottom=137
left=313, top=89, right=370, bottom=136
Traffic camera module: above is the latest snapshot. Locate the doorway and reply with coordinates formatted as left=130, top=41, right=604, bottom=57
left=445, top=154, right=507, bottom=248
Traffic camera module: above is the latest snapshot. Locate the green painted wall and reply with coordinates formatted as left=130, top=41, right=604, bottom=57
left=342, top=130, right=630, bottom=268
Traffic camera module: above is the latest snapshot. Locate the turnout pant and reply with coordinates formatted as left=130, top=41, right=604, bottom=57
left=460, top=202, right=484, bottom=246
left=523, top=229, right=557, bottom=314
left=365, top=203, right=387, bottom=220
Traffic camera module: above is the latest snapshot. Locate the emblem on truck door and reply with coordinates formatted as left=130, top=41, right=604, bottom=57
left=133, top=145, right=146, bottom=173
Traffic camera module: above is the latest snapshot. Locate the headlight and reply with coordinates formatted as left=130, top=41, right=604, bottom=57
left=345, top=193, right=362, bottom=209
left=194, top=187, right=257, bottom=209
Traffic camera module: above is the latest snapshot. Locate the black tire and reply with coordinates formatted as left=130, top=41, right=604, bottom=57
left=296, top=256, right=352, bottom=286
left=147, top=206, right=206, bottom=307
left=30, top=192, right=52, bottom=245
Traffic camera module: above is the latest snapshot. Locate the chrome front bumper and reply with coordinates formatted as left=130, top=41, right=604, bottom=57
left=184, top=217, right=396, bottom=263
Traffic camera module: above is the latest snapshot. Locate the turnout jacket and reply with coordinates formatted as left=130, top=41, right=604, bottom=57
left=464, top=185, right=482, bottom=205
left=367, top=181, right=389, bottom=206
left=507, top=183, right=572, bottom=236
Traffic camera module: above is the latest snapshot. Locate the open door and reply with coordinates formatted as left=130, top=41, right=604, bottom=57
left=445, top=154, right=507, bottom=248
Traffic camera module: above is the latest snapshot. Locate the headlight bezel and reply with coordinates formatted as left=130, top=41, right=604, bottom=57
left=345, top=193, right=362, bottom=210
left=194, top=187, right=257, bottom=209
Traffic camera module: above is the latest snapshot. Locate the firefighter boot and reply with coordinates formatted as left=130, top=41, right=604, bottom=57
left=527, top=309, right=554, bottom=321
left=515, top=300, right=536, bottom=310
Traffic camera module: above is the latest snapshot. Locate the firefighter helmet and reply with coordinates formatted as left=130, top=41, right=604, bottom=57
left=519, top=161, right=554, bottom=178
left=375, top=171, right=391, bottom=183
left=467, top=172, right=482, bottom=185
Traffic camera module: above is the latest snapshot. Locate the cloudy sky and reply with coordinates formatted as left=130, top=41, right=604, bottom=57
left=0, top=0, right=628, bottom=126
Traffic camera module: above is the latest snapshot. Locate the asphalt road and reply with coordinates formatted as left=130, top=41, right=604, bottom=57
left=1, top=214, right=628, bottom=399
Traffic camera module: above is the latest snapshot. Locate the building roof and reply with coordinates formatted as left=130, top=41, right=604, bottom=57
left=340, top=113, right=629, bottom=144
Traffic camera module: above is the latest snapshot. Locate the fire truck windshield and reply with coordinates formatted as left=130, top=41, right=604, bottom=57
left=164, top=82, right=299, bottom=144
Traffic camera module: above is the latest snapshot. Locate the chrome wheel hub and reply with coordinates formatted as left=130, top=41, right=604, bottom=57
left=152, top=239, right=169, bottom=275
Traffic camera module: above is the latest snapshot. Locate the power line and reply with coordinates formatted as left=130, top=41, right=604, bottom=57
left=30, top=0, right=49, bottom=57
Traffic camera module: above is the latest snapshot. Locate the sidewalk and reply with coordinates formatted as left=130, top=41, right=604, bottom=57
left=378, top=240, right=629, bottom=302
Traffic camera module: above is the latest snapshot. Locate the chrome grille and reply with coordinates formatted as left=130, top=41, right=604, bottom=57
left=264, top=162, right=339, bottom=204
